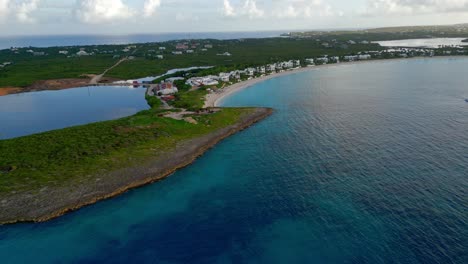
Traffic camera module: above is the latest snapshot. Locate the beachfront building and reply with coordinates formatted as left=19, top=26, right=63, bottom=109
left=294, top=60, right=301, bottom=68
left=246, top=68, right=256, bottom=76
left=305, top=58, right=315, bottom=66
left=316, top=57, right=329, bottom=64
left=267, top=64, right=276, bottom=72
left=344, top=55, right=359, bottom=61
left=186, top=77, right=219, bottom=87
left=330, top=56, right=340, bottom=63
left=219, top=73, right=231, bottom=82
left=358, top=54, right=372, bottom=60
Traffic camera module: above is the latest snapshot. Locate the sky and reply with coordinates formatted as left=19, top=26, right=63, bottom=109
left=0, top=0, right=467, bottom=36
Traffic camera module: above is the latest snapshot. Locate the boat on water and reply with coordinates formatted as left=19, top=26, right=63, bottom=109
left=465, top=99, right=468, bottom=103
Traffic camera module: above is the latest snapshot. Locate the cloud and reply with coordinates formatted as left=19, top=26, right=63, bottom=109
left=222, top=0, right=264, bottom=19
left=143, top=0, right=161, bottom=17
left=75, top=0, right=134, bottom=24
left=362, top=0, right=468, bottom=16
left=272, top=0, right=337, bottom=18
left=0, top=0, right=10, bottom=20
left=223, top=0, right=235, bottom=17
left=17, top=0, right=40, bottom=23
left=243, top=0, right=264, bottom=18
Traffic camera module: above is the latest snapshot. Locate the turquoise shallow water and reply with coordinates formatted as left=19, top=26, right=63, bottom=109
left=0, top=58, right=467, bottom=263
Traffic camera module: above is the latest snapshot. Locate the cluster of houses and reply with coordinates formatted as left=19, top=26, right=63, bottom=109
left=168, top=42, right=214, bottom=57
left=152, top=82, right=179, bottom=96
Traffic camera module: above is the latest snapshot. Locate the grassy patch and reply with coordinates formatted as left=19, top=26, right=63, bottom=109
left=171, top=89, right=208, bottom=111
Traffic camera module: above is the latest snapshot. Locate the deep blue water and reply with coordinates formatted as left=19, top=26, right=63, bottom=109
left=0, top=58, right=467, bottom=263
left=0, top=31, right=283, bottom=50
left=0, top=86, right=148, bottom=139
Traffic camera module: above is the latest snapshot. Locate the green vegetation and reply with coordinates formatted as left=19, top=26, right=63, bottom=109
left=171, top=89, right=208, bottom=111
left=0, top=107, right=254, bottom=194
left=0, top=52, right=116, bottom=87
left=145, top=94, right=162, bottom=108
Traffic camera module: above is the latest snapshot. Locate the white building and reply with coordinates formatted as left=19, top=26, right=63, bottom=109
left=159, top=47, right=166, bottom=50
left=344, top=55, right=359, bottom=61
left=156, top=55, right=164, bottom=59
left=316, top=57, right=329, bottom=64
left=186, top=50, right=194, bottom=54
left=59, top=50, right=69, bottom=55
left=219, top=73, right=231, bottom=82
left=157, top=87, right=179, bottom=96
left=172, top=51, right=183, bottom=55
left=246, top=68, right=256, bottom=76
left=76, top=50, right=89, bottom=56
left=305, top=58, right=315, bottom=65
left=358, top=54, right=371, bottom=60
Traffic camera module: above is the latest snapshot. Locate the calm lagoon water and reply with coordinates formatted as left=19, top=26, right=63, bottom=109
left=0, top=86, right=148, bottom=139
left=0, top=58, right=467, bottom=263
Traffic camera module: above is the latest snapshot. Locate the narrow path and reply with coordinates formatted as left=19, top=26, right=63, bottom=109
left=89, top=58, right=128, bottom=85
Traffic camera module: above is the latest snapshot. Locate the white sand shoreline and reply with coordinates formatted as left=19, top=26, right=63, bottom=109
left=204, top=56, right=466, bottom=108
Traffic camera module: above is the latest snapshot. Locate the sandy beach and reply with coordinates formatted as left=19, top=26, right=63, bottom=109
left=204, top=67, right=315, bottom=108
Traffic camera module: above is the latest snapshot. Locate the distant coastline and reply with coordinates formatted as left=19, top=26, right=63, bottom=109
left=0, top=31, right=285, bottom=50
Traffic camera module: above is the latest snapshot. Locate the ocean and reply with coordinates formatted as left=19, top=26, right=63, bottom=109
left=0, top=58, right=467, bottom=263
left=0, top=31, right=284, bottom=50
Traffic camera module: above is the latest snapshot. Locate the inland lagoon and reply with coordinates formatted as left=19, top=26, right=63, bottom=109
left=0, top=86, right=149, bottom=139
left=0, top=58, right=467, bottom=263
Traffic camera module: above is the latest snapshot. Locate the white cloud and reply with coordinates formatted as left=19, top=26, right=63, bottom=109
left=0, top=0, right=10, bottom=20
left=243, top=0, right=264, bottom=18
left=17, top=0, right=40, bottom=23
left=273, top=0, right=337, bottom=18
left=75, top=0, right=134, bottom=24
left=143, top=0, right=161, bottom=17
left=222, top=0, right=264, bottom=19
left=362, top=0, right=468, bottom=16
left=223, top=0, right=235, bottom=17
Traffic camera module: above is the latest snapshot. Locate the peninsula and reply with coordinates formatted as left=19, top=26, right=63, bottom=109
left=1, top=24, right=467, bottom=224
